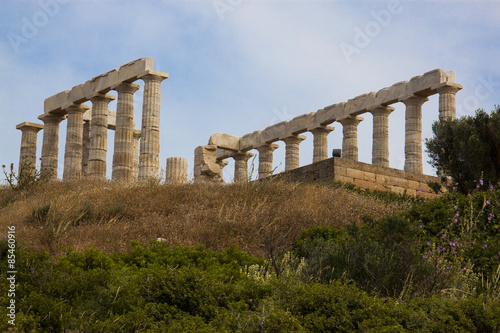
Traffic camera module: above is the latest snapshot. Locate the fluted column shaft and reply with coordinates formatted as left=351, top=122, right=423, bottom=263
left=139, top=73, right=168, bottom=181
left=310, top=126, right=334, bottom=163
left=39, top=114, right=64, bottom=179
left=16, top=122, right=44, bottom=178
left=63, top=104, right=90, bottom=179
left=112, top=82, right=140, bottom=182
left=88, top=94, right=115, bottom=180
left=256, top=144, right=279, bottom=180
left=402, top=95, right=429, bottom=174
left=165, top=157, right=188, bottom=184
left=339, top=116, right=363, bottom=161
left=283, top=135, right=306, bottom=171
left=233, top=152, right=254, bottom=183
left=132, top=130, right=141, bottom=182
left=435, top=83, right=462, bottom=121
left=370, top=106, right=394, bottom=167
left=82, top=120, right=91, bottom=176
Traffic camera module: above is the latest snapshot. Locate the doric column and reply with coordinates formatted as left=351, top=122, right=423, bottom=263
left=112, top=82, right=140, bottom=182
left=233, top=152, right=254, bottom=183
left=16, top=122, right=44, bottom=178
left=283, top=135, right=306, bottom=171
left=132, top=130, right=141, bottom=182
left=370, top=106, right=394, bottom=167
left=256, top=144, right=279, bottom=180
left=88, top=93, right=115, bottom=180
left=310, top=126, right=334, bottom=163
left=165, top=157, right=188, bottom=184
left=434, top=82, right=463, bottom=121
left=401, top=95, right=429, bottom=174
left=139, top=73, right=168, bottom=181
left=339, top=116, right=363, bottom=161
left=63, top=104, right=90, bottom=180
left=82, top=120, right=91, bottom=176
left=38, top=113, right=65, bottom=179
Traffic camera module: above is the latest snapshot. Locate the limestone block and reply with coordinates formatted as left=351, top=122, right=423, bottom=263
left=345, top=168, right=365, bottom=180
left=216, top=148, right=236, bottom=160
left=195, top=145, right=217, bottom=165
left=44, top=90, right=70, bottom=113
left=333, top=166, right=347, bottom=177
left=208, top=133, right=240, bottom=151
left=344, top=92, right=377, bottom=117
left=374, top=81, right=408, bottom=106
left=314, top=102, right=345, bottom=126
left=201, top=163, right=221, bottom=176
left=261, top=121, right=287, bottom=143
left=240, top=130, right=263, bottom=151
left=165, top=157, right=188, bottom=184
left=407, top=69, right=448, bottom=96
left=446, top=71, right=456, bottom=83
left=287, top=112, right=315, bottom=135
left=118, top=57, right=155, bottom=83
left=384, top=175, right=408, bottom=188
left=335, top=175, right=354, bottom=184
left=92, top=69, right=119, bottom=95
left=67, top=82, right=94, bottom=105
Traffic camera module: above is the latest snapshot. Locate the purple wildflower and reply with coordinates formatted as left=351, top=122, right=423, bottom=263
left=486, top=200, right=491, bottom=205
left=455, top=212, right=460, bottom=217
left=427, top=242, right=432, bottom=246
left=490, top=184, right=494, bottom=191
left=483, top=244, right=488, bottom=250
left=419, top=188, right=424, bottom=193
left=454, top=219, right=458, bottom=224
left=442, top=234, right=447, bottom=238
left=480, top=179, right=484, bottom=186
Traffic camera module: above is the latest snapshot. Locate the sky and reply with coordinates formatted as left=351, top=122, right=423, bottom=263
left=1, top=0, right=499, bottom=183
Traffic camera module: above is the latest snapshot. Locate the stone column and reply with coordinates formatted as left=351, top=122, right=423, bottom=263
left=434, top=83, right=463, bottom=121
left=88, top=93, right=115, bottom=180
left=112, top=82, right=140, bottom=182
left=132, top=130, right=141, bottom=182
left=139, top=73, right=168, bottom=181
left=16, top=122, right=44, bottom=178
left=63, top=104, right=90, bottom=180
left=38, top=114, right=65, bottom=179
left=282, top=135, right=306, bottom=171
left=165, top=157, right=188, bottom=184
left=401, top=95, right=429, bottom=174
left=310, top=126, right=334, bottom=163
left=216, top=159, right=229, bottom=180
left=370, top=106, right=394, bottom=167
left=339, top=116, right=363, bottom=161
left=233, top=152, right=254, bottom=183
left=256, top=144, right=279, bottom=180
left=82, top=120, right=91, bottom=176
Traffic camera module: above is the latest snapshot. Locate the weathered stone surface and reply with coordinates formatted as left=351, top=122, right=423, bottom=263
left=208, top=133, right=240, bottom=151
left=16, top=122, right=44, bottom=178
left=344, top=92, right=376, bottom=117
left=283, top=135, right=306, bottom=171
left=433, top=82, right=463, bottom=121
left=233, top=152, right=254, bottom=183
left=400, top=95, right=429, bottom=174
left=38, top=113, right=66, bottom=178
left=407, top=69, right=448, bottom=96
left=165, top=157, right=188, bottom=184
left=374, top=81, right=408, bottom=106
left=286, top=112, right=315, bottom=136
left=256, top=143, right=279, bottom=180
left=92, top=69, right=119, bottom=95
left=261, top=121, right=288, bottom=143
left=339, top=116, right=363, bottom=161
left=194, top=145, right=219, bottom=182
left=67, top=82, right=94, bottom=106
left=370, top=105, right=394, bottom=167
left=63, top=104, right=90, bottom=179
left=118, top=57, right=155, bottom=83
left=44, top=90, right=70, bottom=113
left=240, top=130, right=263, bottom=151
left=314, top=102, right=345, bottom=126
left=310, top=126, right=334, bottom=163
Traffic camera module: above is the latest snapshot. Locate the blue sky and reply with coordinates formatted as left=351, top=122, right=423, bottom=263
left=1, top=0, right=499, bottom=182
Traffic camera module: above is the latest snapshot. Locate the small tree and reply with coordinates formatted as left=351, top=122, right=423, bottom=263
left=425, top=106, right=500, bottom=193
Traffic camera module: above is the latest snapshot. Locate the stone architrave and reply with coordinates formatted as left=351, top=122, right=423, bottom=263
left=233, top=152, right=254, bottom=183
left=370, top=106, right=394, bottom=167
left=434, top=82, right=463, bottom=121
left=310, top=126, right=334, bottom=163
left=401, top=95, right=429, bottom=174
left=63, top=104, right=90, bottom=179
left=82, top=120, right=91, bottom=176
left=88, top=93, right=115, bottom=179
left=138, top=73, right=168, bottom=181
left=256, top=144, right=279, bottom=180
left=38, top=113, right=65, bottom=179
left=165, top=157, right=188, bottom=184
left=16, top=122, right=44, bottom=178
left=112, top=82, right=140, bottom=182
left=339, top=116, right=363, bottom=161
left=282, top=135, right=306, bottom=171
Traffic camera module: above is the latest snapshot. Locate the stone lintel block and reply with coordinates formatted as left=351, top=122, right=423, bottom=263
left=314, top=102, right=345, bottom=126
left=445, top=70, right=456, bottom=83
left=344, top=92, right=377, bottom=116
left=374, top=81, right=408, bottom=106
left=261, top=121, right=288, bottom=144
left=216, top=148, right=236, bottom=160
left=92, top=69, right=119, bottom=95
left=118, top=57, right=155, bottom=82
left=287, top=112, right=315, bottom=135
left=44, top=90, right=70, bottom=113
left=16, top=122, right=44, bottom=131
left=67, top=82, right=94, bottom=105
left=208, top=133, right=240, bottom=151
left=240, top=130, right=262, bottom=151
left=407, top=68, right=448, bottom=96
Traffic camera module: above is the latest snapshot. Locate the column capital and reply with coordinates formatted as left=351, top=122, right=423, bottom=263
left=432, top=82, right=463, bottom=94
left=65, top=103, right=91, bottom=114
left=114, top=82, right=141, bottom=94
left=38, top=113, right=66, bottom=124
left=256, top=143, right=279, bottom=153
left=16, top=122, right=44, bottom=133
left=282, top=134, right=306, bottom=145
left=309, top=125, right=334, bottom=135
left=369, top=105, right=395, bottom=116
left=233, top=151, right=255, bottom=161
left=90, top=93, right=116, bottom=104
left=399, top=94, right=429, bottom=107
left=338, top=116, right=363, bottom=126
left=139, top=70, right=169, bottom=83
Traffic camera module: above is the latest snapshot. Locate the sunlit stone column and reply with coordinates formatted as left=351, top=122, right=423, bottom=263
left=339, top=116, right=363, bottom=161
left=233, top=152, right=254, bottom=183
left=132, top=130, right=141, bottom=182
left=112, top=82, right=140, bottom=182
left=82, top=119, right=91, bottom=176
left=434, top=83, right=463, bottom=121
left=283, top=135, right=306, bottom=171
left=63, top=104, right=90, bottom=180
left=139, top=73, right=168, bottom=181
left=16, top=122, right=44, bottom=178
left=38, top=113, right=65, bottom=179
left=310, top=126, right=334, bottom=163
left=88, top=94, right=115, bottom=180
left=256, top=144, right=279, bottom=180
left=370, top=106, right=394, bottom=167
left=165, top=157, right=188, bottom=184
left=401, top=95, right=429, bottom=174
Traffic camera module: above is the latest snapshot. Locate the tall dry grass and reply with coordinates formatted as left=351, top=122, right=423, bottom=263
left=0, top=179, right=397, bottom=259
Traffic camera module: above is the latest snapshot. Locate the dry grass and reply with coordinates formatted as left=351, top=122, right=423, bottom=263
left=0, top=179, right=398, bottom=259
